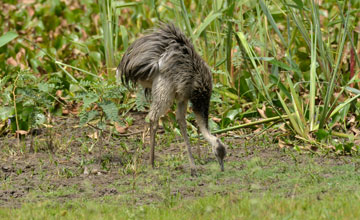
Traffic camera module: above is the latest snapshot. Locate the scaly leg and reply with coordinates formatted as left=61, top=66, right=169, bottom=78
left=176, top=101, right=197, bottom=176
left=149, top=119, right=158, bottom=168
left=147, top=76, right=175, bottom=168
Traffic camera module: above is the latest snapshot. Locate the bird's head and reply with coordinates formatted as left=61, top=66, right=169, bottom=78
left=212, top=138, right=227, bottom=172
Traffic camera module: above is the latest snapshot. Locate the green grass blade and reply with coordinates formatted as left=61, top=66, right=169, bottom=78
left=311, top=0, right=332, bottom=78
left=225, top=21, right=232, bottom=84
left=336, top=1, right=360, bottom=68
left=287, top=76, right=306, bottom=134
left=309, top=23, right=317, bottom=131
left=112, top=2, right=142, bottom=8
left=193, top=11, right=222, bottom=40
left=120, top=25, right=129, bottom=51
left=319, top=11, right=350, bottom=129
left=277, top=92, right=304, bottom=136
left=179, top=0, right=193, bottom=39
left=55, top=61, right=102, bottom=79
left=283, top=1, right=311, bottom=48
left=329, top=94, right=360, bottom=118
left=259, top=0, right=285, bottom=45
left=0, top=31, right=18, bottom=47
left=236, top=31, right=290, bottom=128
left=56, top=64, right=87, bottom=92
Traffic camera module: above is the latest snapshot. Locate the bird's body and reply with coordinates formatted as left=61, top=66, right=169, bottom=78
left=117, top=23, right=226, bottom=175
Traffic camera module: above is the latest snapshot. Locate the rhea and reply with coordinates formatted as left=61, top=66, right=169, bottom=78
left=117, top=23, right=226, bottom=175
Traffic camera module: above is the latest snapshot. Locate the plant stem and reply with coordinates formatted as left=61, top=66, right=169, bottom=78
left=213, top=115, right=290, bottom=134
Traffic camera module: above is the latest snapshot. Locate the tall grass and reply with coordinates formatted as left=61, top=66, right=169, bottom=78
left=100, top=0, right=119, bottom=79
left=98, top=0, right=360, bottom=143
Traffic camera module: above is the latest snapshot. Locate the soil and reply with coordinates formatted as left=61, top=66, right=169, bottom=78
left=0, top=113, right=353, bottom=208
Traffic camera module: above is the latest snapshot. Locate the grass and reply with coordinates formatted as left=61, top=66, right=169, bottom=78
left=1, top=189, right=360, bottom=219
left=1, top=126, right=360, bottom=219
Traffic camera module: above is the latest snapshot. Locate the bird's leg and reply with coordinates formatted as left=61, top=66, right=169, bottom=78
left=149, top=119, right=158, bottom=168
left=148, top=76, right=175, bottom=168
left=176, top=101, right=197, bottom=176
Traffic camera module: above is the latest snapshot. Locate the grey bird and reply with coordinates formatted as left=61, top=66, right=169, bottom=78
left=117, top=23, right=226, bottom=175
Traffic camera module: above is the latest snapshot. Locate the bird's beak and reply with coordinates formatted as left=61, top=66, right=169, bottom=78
left=218, top=157, right=224, bottom=172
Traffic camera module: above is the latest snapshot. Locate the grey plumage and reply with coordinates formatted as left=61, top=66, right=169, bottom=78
left=117, top=23, right=226, bottom=175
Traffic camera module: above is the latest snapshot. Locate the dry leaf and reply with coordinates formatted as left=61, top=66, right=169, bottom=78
left=355, top=23, right=360, bottom=34
left=83, top=166, right=89, bottom=175
left=327, top=145, right=336, bottom=150
left=355, top=139, right=360, bottom=146
left=6, top=57, right=17, bottom=66
left=16, top=48, right=26, bottom=69
left=278, top=139, right=287, bottom=149
left=243, top=117, right=251, bottom=124
left=35, top=36, right=43, bottom=43
left=16, top=130, right=28, bottom=135
left=350, top=127, right=360, bottom=135
left=212, top=117, right=221, bottom=123
left=348, top=115, right=356, bottom=124
left=115, top=122, right=128, bottom=134
left=62, top=109, right=69, bottom=115
left=257, top=105, right=267, bottom=119
left=254, top=127, right=262, bottom=133
left=56, top=90, right=62, bottom=97
left=88, top=131, right=98, bottom=139
left=26, top=6, right=35, bottom=17
left=254, top=46, right=261, bottom=55
left=81, top=28, right=88, bottom=41
left=20, top=0, right=36, bottom=3
left=279, top=123, right=286, bottom=132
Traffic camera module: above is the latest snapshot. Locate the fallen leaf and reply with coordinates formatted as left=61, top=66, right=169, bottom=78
left=16, top=130, right=28, bottom=135
left=348, top=115, right=356, bottom=124
left=355, top=23, right=360, bottom=34
left=88, top=131, right=98, bottom=139
left=83, top=166, right=89, bottom=175
left=56, top=90, right=63, bottom=97
left=20, top=0, right=36, bottom=3
left=16, top=48, right=26, bottom=69
left=26, top=6, right=35, bottom=17
left=254, top=127, right=262, bottom=133
left=62, top=109, right=69, bottom=115
left=355, top=139, right=360, bottom=146
left=278, top=139, right=287, bottom=149
left=243, top=117, right=251, bottom=124
left=257, top=105, right=267, bottom=119
left=350, top=127, right=360, bottom=135
left=327, top=145, right=336, bottom=150
left=6, top=57, right=17, bottom=66
left=212, top=117, right=221, bottom=123
left=115, top=122, right=128, bottom=134
left=279, top=123, right=286, bottom=132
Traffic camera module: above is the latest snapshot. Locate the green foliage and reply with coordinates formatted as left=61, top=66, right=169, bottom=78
left=77, top=80, right=128, bottom=128
left=0, top=31, right=18, bottom=47
left=0, top=69, right=62, bottom=132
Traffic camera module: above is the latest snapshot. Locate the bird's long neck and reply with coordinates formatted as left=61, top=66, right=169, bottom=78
left=195, top=113, right=218, bottom=146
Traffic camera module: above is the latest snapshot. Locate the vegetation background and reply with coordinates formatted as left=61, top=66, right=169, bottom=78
left=1, top=0, right=360, bottom=219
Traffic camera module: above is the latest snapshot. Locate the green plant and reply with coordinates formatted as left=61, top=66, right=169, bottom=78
left=77, top=80, right=128, bottom=130
left=0, top=69, right=61, bottom=133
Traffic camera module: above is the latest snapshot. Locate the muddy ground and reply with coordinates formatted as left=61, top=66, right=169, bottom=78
left=0, top=113, right=358, bottom=208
